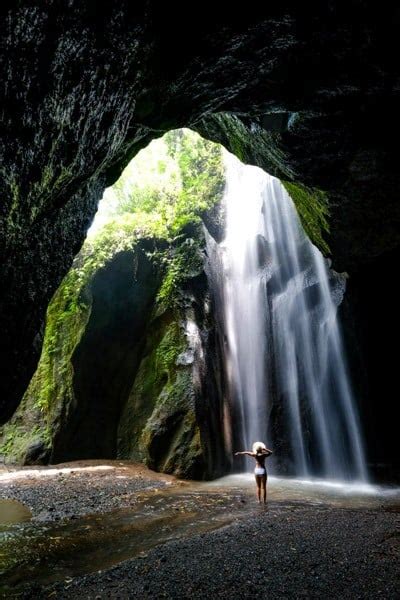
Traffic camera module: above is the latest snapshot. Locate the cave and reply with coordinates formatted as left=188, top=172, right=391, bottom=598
left=2, top=7, right=400, bottom=598
left=0, top=4, right=399, bottom=482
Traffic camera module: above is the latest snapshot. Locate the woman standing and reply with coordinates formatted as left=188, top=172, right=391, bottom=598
left=235, top=441, right=273, bottom=504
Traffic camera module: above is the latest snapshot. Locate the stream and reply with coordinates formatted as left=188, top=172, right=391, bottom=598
left=1, top=475, right=399, bottom=595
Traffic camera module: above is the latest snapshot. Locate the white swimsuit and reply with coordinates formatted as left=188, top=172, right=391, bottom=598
left=254, top=467, right=266, bottom=476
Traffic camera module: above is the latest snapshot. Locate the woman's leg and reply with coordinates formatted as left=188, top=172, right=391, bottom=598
left=262, top=474, right=267, bottom=503
left=255, top=475, right=262, bottom=503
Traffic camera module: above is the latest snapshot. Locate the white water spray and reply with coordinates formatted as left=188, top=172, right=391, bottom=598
left=219, top=152, right=367, bottom=481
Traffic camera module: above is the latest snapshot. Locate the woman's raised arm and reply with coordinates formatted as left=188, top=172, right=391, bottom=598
left=261, top=448, right=273, bottom=456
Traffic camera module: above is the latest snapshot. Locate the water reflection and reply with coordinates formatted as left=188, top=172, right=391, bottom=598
left=205, top=474, right=400, bottom=509
left=0, top=486, right=251, bottom=591
left=0, top=499, right=31, bottom=528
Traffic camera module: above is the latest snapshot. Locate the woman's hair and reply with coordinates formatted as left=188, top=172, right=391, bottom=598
left=252, top=441, right=267, bottom=454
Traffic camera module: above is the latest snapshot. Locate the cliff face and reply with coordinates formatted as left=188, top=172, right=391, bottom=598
left=1, top=3, right=399, bottom=423
left=51, top=245, right=162, bottom=463
left=117, top=254, right=228, bottom=479
left=0, top=226, right=229, bottom=479
left=338, top=249, right=400, bottom=482
left=0, top=242, right=160, bottom=463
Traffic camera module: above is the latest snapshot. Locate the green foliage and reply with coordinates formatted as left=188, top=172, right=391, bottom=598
left=163, top=129, right=225, bottom=233
left=282, top=181, right=331, bottom=255
left=87, top=128, right=223, bottom=312
left=110, top=128, right=224, bottom=240
left=73, top=129, right=224, bottom=306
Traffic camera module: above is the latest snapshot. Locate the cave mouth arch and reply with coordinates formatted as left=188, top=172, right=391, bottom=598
left=0, top=129, right=365, bottom=482
left=0, top=113, right=393, bottom=477
left=1, top=6, right=399, bottom=478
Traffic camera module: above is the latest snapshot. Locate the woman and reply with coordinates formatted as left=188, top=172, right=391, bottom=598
left=234, top=441, right=273, bottom=504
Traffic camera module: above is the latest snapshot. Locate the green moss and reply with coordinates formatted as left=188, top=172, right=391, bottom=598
left=0, top=268, right=92, bottom=462
left=195, top=113, right=332, bottom=255
left=39, top=163, right=54, bottom=193
left=0, top=423, right=48, bottom=463
left=34, top=137, right=76, bottom=207
left=32, top=281, right=90, bottom=417
left=155, top=320, right=186, bottom=375
left=54, top=165, right=74, bottom=189
left=282, top=180, right=331, bottom=255
left=194, top=112, right=295, bottom=180
left=139, top=366, right=198, bottom=475
left=155, top=236, right=204, bottom=309
left=117, top=307, right=204, bottom=478
left=6, top=175, right=21, bottom=229
left=118, top=316, right=186, bottom=458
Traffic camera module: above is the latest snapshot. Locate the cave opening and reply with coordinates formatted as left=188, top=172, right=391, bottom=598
left=1, top=9, right=400, bottom=596
left=0, top=5, right=398, bottom=491
left=0, top=127, right=368, bottom=484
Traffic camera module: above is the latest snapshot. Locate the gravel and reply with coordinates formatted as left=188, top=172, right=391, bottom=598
left=36, top=505, right=400, bottom=599
left=0, top=461, right=173, bottom=523
left=1, top=462, right=399, bottom=599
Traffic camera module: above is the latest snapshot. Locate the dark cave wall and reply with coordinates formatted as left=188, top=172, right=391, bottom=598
left=338, top=249, right=400, bottom=482
left=0, top=2, right=399, bottom=452
left=0, top=3, right=152, bottom=423
left=195, top=110, right=400, bottom=272
left=0, top=177, right=104, bottom=424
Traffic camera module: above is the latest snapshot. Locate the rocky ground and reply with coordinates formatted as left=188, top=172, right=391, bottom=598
left=1, top=463, right=399, bottom=599
left=0, top=460, right=175, bottom=522
left=32, top=505, right=400, bottom=600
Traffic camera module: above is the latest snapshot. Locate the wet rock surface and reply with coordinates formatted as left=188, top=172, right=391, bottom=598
left=1, top=215, right=229, bottom=479
left=51, top=245, right=163, bottom=463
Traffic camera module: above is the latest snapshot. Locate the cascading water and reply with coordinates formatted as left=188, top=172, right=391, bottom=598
left=216, top=151, right=367, bottom=482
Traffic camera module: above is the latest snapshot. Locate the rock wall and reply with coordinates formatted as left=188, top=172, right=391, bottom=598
left=51, top=244, right=162, bottom=462
left=0, top=224, right=229, bottom=479
left=0, top=241, right=161, bottom=463
left=338, top=248, right=400, bottom=482
left=115, top=227, right=230, bottom=478
left=2, top=184, right=397, bottom=480
left=117, top=274, right=228, bottom=479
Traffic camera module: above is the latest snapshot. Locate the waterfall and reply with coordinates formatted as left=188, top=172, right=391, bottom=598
left=215, top=151, right=367, bottom=482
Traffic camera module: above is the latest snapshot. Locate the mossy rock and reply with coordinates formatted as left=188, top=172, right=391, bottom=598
left=281, top=180, right=330, bottom=255
left=118, top=311, right=206, bottom=478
